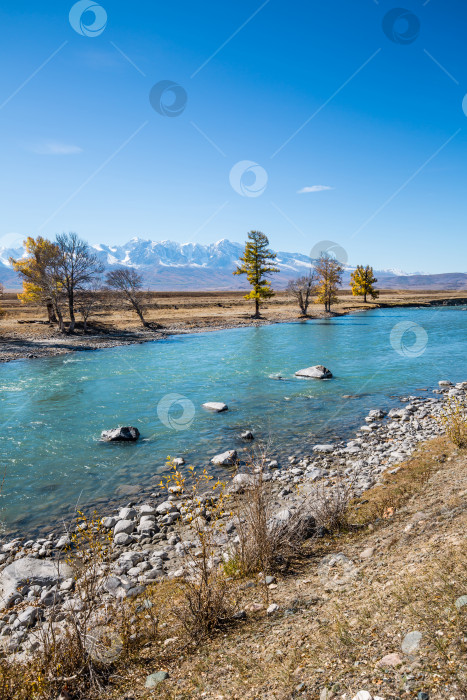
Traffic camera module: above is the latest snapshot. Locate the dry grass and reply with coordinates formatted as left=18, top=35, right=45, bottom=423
left=439, top=397, right=467, bottom=449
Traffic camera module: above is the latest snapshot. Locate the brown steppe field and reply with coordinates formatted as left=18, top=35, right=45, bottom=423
left=1, top=288, right=466, bottom=363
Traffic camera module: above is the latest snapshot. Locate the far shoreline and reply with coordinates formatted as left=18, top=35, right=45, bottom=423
left=1, top=290, right=466, bottom=364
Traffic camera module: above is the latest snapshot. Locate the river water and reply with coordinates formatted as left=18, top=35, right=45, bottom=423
left=1, top=306, right=466, bottom=535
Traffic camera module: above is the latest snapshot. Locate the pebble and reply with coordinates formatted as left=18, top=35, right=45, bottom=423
left=145, top=671, right=169, bottom=688
left=401, top=630, right=423, bottom=654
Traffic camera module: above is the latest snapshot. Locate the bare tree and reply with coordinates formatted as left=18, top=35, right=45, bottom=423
left=105, top=267, right=151, bottom=327
left=287, top=272, right=317, bottom=316
left=55, top=233, right=104, bottom=334
left=75, top=280, right=102, bottom=333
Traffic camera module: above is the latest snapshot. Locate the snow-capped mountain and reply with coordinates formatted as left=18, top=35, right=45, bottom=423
left=1, top=238, right=466, bottom=291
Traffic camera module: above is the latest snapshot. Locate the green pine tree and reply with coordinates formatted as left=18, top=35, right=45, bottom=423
left=233, top=231, right=280, bottom=318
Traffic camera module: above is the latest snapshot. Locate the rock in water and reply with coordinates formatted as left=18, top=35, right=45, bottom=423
left=101, top=426, right=140, bottom=442
left=0, top=557, right=73, bottom=610
left=211, top=449, right=237, bottom=466
left=295, top=365, right=333, bottom=379
left=202, top=402, right=228, bottom=412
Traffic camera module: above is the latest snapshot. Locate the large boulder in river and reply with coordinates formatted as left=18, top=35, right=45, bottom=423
left=295, top=365, right=333, bottom=379
left=101, top=426, right=140, bottom=442
left=0, top=557, right=73, bottom=610
left=211, top=449, right=237, bottom=466
left=202, top=402, right=228, bottom=412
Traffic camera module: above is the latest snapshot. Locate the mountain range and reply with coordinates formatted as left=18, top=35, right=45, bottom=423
left=1, top=238, right=467, bottom=291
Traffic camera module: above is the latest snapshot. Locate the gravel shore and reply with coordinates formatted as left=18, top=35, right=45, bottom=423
left=0, top=377, right=462, bottom=659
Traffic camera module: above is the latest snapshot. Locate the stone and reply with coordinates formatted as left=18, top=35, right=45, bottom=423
left=102, top=516, right=118, bottom=529
left=368, top=409, right=387, bottom=420
left=267, top=603, right=279, bottom=615
left=352, top=692, right=372, bottom=700
left=145, top=671, right=169, bottom=687
left=156, top=501, right=176, bottom=515
left=172, top=457, right=185, bottom=466
left=211, top=449, right=237, bottom=466
left=455, top=595, right=467, bottom=610
left=202, top=402, right=228, bottom=412
left=401, top=630, right=422, bottom=654
left=376, top=652, right=403, bottom=667
left=119, top=507, right=137, bottom=520
left=265, top=575, right=276, bottom=585
left=101, top=426, right=140, bottom=442
left=360, top=547, right=375, bottom=559
left=55, top=535, right=70, bottom=549
left=272, top=508, right=291, bottom=522
left=295, top=365, right=333, bottom=379
left=114, top=533, right=133, bottom=546
left=417, top=693, right=429, bottom=700
left=438, top=380, right=452, bottom=386
left=17, top=606, right=40, bottom=628
left=0, top=557, right=72, bottom=610
left=313, top=444, right=334, bottom=453
left=114, top=520, right=135, bottom=536
left=241, top=430, right=254, bottom=440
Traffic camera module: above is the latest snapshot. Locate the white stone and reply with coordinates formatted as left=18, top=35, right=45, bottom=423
left=211, top=449, right=237, bottom=466
left=295, top=365, right=332, bottom=379
left=202, top=402, right=228, bottom=412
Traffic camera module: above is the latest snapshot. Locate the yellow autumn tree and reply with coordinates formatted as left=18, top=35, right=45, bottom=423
left=233, top=231, right=279, bottom=318
left=350, top=264, right=379, bottom=303
left=10, top=236, right=63, bottom=327
left=315, top=253, right=343, bottom=313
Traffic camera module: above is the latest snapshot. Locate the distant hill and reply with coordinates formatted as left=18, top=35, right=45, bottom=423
left=1, top=238, right=466, bottom=291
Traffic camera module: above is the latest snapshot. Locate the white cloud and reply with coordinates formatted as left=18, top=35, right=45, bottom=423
left=30, top=141, right=83, bottom=155
left=298, top=185, right=333, bottom=194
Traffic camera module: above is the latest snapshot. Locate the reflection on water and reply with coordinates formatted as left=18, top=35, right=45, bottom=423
left=0, top=306, right=466, bottom=534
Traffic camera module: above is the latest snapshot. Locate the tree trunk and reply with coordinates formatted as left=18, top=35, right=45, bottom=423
left=68, top=296, right=75, bottom=334
left=83, top=318, right=88, bottom=334
left=136, top=308, right=149, bottom=327
left=46, top=301, right=57, bottom=324
left=253, top=297, right=260, bottom=319
left=364, top=292, right=367, bottom=303
left=56, top=306, right=65, bottom=333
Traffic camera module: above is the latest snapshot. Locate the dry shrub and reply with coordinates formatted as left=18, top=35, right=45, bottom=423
left=0, top=511, right=150, bottom=699
left=309, top=478, right=351, bottom=533
left=439, top=396, right=467, bottom=448
left=232, top=458, right=317, bottom=576
left=161, top=459, right=238, bottom=641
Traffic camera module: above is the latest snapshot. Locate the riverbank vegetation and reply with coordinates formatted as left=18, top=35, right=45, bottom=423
left=0, top=432, right=465, bottom=699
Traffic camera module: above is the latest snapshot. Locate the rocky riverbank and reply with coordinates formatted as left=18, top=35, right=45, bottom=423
left=0, top=378, right=463, bottom=660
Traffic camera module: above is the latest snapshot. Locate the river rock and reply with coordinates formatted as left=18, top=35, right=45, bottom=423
left=211, top=449, right=237, bottom=466
left=241, top=430, right=254, bottom=440
left=313, top=444, right=334, bottom=453
left=114, top=519, right=135, bottom=536
left=100, top=426, right=140, bottom=442
left=0, top=557, right=72, bottom=610
left=295, top=365, right=333, bottom=379
left=202, top=402, right=228, bottom=412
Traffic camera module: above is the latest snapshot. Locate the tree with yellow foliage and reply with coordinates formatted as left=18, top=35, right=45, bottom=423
left=233, top=231, right=279, bottom=318
left=350, top=264, right=379, bottom=303
left=315, top=253, right=343, bottom=313
left=10, top=236, right=63, bottom=328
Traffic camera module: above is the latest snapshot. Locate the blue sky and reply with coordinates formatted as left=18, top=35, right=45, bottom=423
left=0, top=0, right=466, bottom=272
